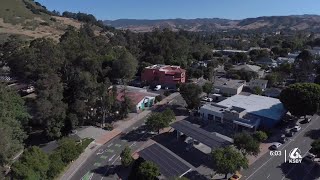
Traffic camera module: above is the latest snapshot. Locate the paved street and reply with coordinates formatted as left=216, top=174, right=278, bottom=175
left=242, top=115, right=320, bottom=180
left=67, top=94, right=187, bottom=180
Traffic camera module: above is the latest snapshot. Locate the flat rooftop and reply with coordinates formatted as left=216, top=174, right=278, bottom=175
left=171, top=120, right=233, bottom=148
left=214, top=77, right=245, bottom=89
left=217, top=94, right=286, bottom=121
left=139, top=143, right=193, bottom=178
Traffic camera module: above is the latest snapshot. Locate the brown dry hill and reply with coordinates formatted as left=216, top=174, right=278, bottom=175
left=0, top=0, right=102, bottom=42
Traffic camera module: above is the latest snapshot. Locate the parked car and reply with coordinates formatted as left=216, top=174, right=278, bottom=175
left=270, top=142, right=282, bottom=150
left=304, top=153, right=316, bottom=162
left=292, top=125, right=301, bottom=132
left=202, top=97, right=213, bottom=102
left=228, top=171, right=242, bottom=180
left=279, top=136, right=288, bottom=144
left=154, top=85, right=161, bottom=91
left=285, top=131, right=295, bottom=137
left=304, top=117, right=312, bottom=123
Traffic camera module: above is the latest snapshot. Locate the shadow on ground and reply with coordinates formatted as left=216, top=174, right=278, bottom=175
left=277, top=160, right=320, bottom=180
left=304, top=129, right=320, bottom=140
left=120, top=125, right=155, bottom=142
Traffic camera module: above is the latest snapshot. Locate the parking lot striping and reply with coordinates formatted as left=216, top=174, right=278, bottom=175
left=246, top=117, right=316, bottom=180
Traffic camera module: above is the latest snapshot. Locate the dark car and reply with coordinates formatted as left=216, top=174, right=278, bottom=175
left=279, top=137, right=288, bottom=144
left=285, top=131, right=295, bottom=137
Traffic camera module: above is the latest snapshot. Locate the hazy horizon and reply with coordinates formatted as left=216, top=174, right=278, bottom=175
left=37, top=0, right=320, bottom=21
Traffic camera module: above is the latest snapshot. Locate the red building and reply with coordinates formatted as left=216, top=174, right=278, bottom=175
left=141, top=65, right=186, bottom=88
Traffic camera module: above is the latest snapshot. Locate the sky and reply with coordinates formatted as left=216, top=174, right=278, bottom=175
left=37, top=0, right=320, bottom=20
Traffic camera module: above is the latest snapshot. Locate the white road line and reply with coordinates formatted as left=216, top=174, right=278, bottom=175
left=107, top=143, right=113, bottom=147
left=246, top=117, right=316, bottom=180
left=129, top=142, right=136, bottom=147
left=267, top=174, right=270, bottom=179
left=108, top=154, right=115, bottom=162
left=112, top=155, right=120, bottom=165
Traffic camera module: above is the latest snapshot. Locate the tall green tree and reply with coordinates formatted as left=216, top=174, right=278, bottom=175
left=202, top=82, right=213, bottom=96
left=294, top=50, right=315, bottom=82
left=12, top=147, right=50, bottom=180
left=180, top=84, right=202, bottom=109
left=137, top=161, right=160, bottom=180
left=112, top=51, right=138, bottom=82
left=35, top=74, right=67, bottom=139
left=212, top=146, right=248, bottom=179
left=280, top=83, right=320, bottom=117
left=120, top=146, right=134, bottom=167
left=0, top=84, right=28, bottom=168
left=234, top=132, right=260, bottom=156
left=146, top=109, right=175, bottom=134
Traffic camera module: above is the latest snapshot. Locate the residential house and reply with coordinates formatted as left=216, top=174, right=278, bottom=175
left=248, top=79, right=268, bottom=91
left=116, top=86, right=158, bottom=113
left=141, top=65, right=186, bottom=88
left=231, top=64, right=265, bottom=78
left=256, top=57, right=277, bottom=67
left=213, top=77, right=245, bottom=96
left=276, top=53, right=299, bottom=64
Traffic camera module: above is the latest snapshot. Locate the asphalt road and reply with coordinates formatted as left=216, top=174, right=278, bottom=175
left=69, top=95, right=186, bottom=180
left=242, top=115, right=320, bottom=180
left=70, top=114, right=150, bottom=180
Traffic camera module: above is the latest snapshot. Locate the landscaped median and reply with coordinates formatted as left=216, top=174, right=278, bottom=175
left=10, top=137, right=94, bottom=180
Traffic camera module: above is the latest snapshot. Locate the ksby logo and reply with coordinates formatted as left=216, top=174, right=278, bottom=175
left=288, top=148, right=302, bottom=163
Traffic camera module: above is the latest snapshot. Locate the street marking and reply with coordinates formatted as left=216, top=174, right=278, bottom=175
left=267, top=174, right=270, bottom=179
left=112, top=155, right=120, bottom=165
left=246, top=116, right=317, bottom=180
left=129, top=142, right=136, bottom=147
left=109, top=154, right=116, bottom=161
left=94, top=162, right=101, bottom=167
left=81, top=171, right=93, bottom=180
left=107, top=143, right=113, bottom=147
left=115, top=144, right=121, bottom=147
left=100, top=155, right=108, bottom=159
left=96, top=149, right=104, bottom=155
left=106, top=149, right=114, bottom=153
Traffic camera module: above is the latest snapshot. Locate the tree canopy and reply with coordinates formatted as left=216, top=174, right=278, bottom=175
left=137, top=161, right=160, bottom=180
left=280, top=83, right=320, bottom=117
left=202, top=82, right=213, bottom=96
left=146, top=109, right=175, bottom=134
left=211, top=146, right=248, bottom=179
left=234, top=132, right=260, bottom=156
left=0, top=84, right=28, bottom=170
left=120, top=146, right=134, bottom=167
left=180, top=83, right=203, bottom=109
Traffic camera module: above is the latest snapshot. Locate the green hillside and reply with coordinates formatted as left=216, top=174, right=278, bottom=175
left=0, top=0, right=51, bottom=24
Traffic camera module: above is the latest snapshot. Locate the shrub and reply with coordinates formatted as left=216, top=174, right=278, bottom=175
left=163, top=90, right=171, bottom=97
left=155, top=95, right=163, bottom=103
left=253, top=131, right=268, bottom=142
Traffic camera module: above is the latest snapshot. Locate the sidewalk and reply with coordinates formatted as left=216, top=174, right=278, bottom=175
left=60, top=142, right=100, bottom=180
left=60, top=92, right=180, bottom=180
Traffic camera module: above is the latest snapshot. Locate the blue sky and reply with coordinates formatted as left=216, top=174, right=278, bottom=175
left=37, top=0, right=320, bottom=20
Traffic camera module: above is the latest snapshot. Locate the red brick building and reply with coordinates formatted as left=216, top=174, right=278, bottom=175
left=141, top=65, right=186, bottom=88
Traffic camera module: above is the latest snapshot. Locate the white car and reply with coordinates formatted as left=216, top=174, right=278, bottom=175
left=304, top=153, right=316, bottom=162
left=202, top=97, right=213, bottom=102
left=154, top=85, right=161, bottom=91
left=292, top=125, right=301, bottom=132
left=270, top=142, right=282, bottom=150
